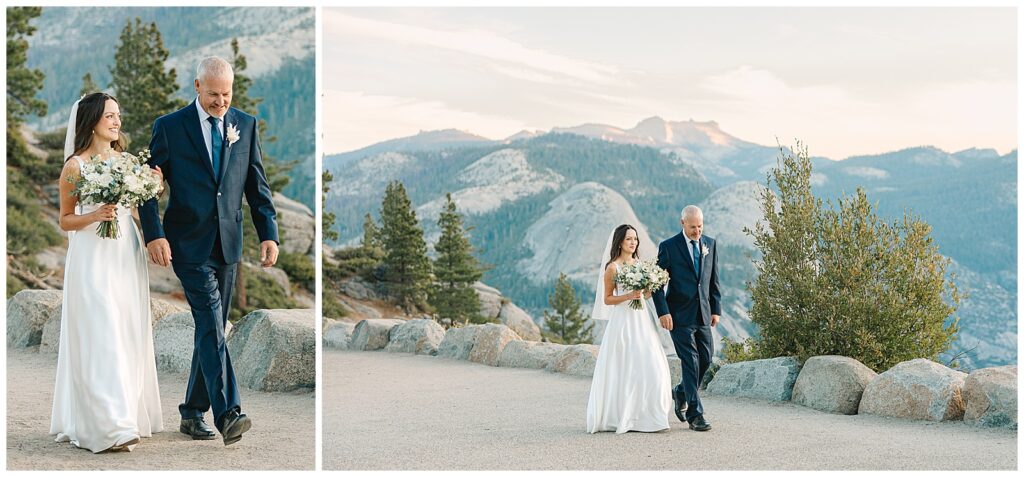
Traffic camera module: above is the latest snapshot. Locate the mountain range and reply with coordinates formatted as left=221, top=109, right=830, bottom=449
left=325, top=117, right=1016, bottom=370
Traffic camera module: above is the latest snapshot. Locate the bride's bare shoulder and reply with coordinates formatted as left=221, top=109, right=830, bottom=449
left=61, top=157, right=81, bottom=175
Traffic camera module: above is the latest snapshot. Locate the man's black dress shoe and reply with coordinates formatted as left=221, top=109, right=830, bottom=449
left=180, top=417, right=216, bottom=440
left=688, top=415, right=712, bottom=432
left=219, top=409, right=252, bottom=446
left=672, top=390, right=687, bottom=422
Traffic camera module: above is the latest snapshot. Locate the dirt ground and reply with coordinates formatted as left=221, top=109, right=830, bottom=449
left=6, top=348, right=314, bottom=470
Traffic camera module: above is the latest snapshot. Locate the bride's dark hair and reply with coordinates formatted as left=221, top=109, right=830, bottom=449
left=606, top=224, right=639, bottom=268
left=67, top=92, right=126, bottom=161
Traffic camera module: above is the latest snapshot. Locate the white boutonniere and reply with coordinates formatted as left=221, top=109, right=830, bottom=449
left=225, top=123, right=240, bottom=146
left=701, top=244, right=710, bottom=257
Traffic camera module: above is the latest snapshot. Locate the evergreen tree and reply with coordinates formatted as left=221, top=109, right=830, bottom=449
left=322, top=170, right=339, bottom=242
left=744, top=142, right=960, bottom=371
left=7, top=7, right=47, bottom=129
left=429, top=193, right=484, bottom=327
left=361, top=213, right=381, bottom=251
left=543, top=273, right=593, bottom=344
left=229, top=37, right=294, bottom=193
left=379, top=181, right=432, bottom=313
left=79, top=72, right=100, bottom=97
left=109, top=18, right=186, bottom=148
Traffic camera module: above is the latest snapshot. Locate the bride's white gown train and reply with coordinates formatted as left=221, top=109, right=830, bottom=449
left=586, top=265, right=671, bottom=433
left=49, top=156, right=163, bottom=453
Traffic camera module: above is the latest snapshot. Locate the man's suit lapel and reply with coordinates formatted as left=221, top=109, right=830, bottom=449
left=183, top=100, right=217, bottom=181
left=674, top=233, right=698, bottom=277
left=217, top=109, right=235, bottom=185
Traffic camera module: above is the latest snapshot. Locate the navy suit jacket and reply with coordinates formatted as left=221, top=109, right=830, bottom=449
left=139, top=100, right=278, bottom=265
left=652, top=232, right=722, bottom=327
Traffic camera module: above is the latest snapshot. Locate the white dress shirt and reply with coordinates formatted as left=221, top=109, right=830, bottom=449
left=195, top=98, right=224, bottom=163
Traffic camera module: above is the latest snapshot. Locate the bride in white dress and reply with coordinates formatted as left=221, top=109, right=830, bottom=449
left=50, top=92, right=164, bottom=453
left=586, top=224, right=671, bottom=433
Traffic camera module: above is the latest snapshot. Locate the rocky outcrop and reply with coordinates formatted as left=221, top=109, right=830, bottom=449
left=385, top=319, right=446, bottom=356
left=7, top=290, right=62, bottom=348
left=792, top=356, right=877, bottom=414
left=707, top=357, right=801, bottom=401
left=340, top=278, right=384, bottom=302
left=274, top=192, right=315, bottom=255
left=349, top=319, right=404, bottom=351
left=859, top=358, right=966, bottom=422
left=546, top=344, right=600, bottom=377
left=473, top=282, right=504, bottom=320
left=228, top=309, right=315, bottom=392
left=963, top=365, right=1017, bottom=429
left=468, top=324, right=521, bottom=366
left=437, top=325, right=483, bottom=360
left=497, top=340, right=564, bottom=369
left=153, top=311, right=199, bottom=373
left=497, top=302, right=541, bottom=341
left=323, top=320, right=355, bottom=350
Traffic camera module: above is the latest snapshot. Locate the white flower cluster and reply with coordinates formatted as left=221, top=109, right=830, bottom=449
left=73, top=149, right=162, bottom=209
left=614, top=259, right=671, bottom=310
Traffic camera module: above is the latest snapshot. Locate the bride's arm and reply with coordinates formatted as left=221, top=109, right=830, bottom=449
left=603, top=263, right=642, bottom=306
left=58, top=161, right=114, bottom=231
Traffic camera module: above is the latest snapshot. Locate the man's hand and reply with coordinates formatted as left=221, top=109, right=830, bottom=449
left=260, top=240, right=279, bottom=268
left=659, top=314, right=673, bottom=331
left=711, top=314, right=720, bottom=327
left=147, top=238, right=172, bottom=267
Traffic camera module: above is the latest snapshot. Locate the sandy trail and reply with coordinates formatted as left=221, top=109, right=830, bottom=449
left=7, top=348, right=314, bottom=470
left=324, top=350, right=1016, bottom=471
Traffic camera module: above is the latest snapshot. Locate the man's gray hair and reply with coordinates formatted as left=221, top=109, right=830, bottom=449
left=681, top=205, right=703, bottom=221
left=196, top=56, right=234, bottom=81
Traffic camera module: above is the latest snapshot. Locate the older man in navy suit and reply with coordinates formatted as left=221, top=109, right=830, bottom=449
left=139, top=56, right=279, bottom=446
left=652, top=205, right=721, bottom=432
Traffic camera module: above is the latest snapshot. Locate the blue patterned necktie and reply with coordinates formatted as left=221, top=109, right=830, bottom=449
left=691, top=239, right=700, bottom=277
left=208, top=116, right=222, bottom=182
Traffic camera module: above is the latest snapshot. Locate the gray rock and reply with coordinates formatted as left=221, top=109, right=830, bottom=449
left=228, top=309, right=314, bottom=392
left=273, top=192, right=315, bottom=255
left=248, top=263, right=292, bottom=296
left=546, top=344, right=600, bottom=377
left=963, top=365, right=1017, bottom=428
left=350, top=318, right=404, bottom=351
left=39, top=310, right=63, bottom=355
left=33, top=245, right=66, bottom=273
left=792, top=356, right=877, bottom=414
left=147, top=261, right=182, bottom=294
left=473, top=282, right=504, bottom=320
left=7, top=290, right=63, bottom=348
left=668, top=356, right=682, bottom=387
left=437, top=325, right=484, bottom=360
left=498, top=302, right=541, bottom=341
left=151, top=298, right=186, bottom=324
left=153, top=311, right=197, bottom=373
left=340, top=278, right=382, bottom=301
left=468, top=323, right=521, bottom=366
left=385, top=319, right=446, bottom=355
left=323, top=320, right=356, bottom=350
left=341, top=298, right=381, bottom=320
left=859, top=358, right=966, bottom=422
left=707, top=357, right=802, bottom=401
left=497, top=340, right=565, bottom=369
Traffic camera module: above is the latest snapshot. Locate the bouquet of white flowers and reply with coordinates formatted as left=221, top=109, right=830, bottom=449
left=69, top=149, right=163, bottom=239
left=614, top=259, right=670, bottom=310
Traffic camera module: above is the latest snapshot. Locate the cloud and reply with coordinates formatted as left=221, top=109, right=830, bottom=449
left=324, top=10, right=622, bottom=86
left=324, top=89, right=527, bottom=153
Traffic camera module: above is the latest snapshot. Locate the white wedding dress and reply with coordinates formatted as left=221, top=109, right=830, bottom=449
left=49, top=156, right=164, bottom=452
left=586, top=263, right=671, bottom=433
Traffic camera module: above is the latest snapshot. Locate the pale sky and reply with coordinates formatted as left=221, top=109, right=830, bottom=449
left=323, top=8, right=1016, bottom=159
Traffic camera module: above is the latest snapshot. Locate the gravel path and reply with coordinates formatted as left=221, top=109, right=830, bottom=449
left=324, top=350, right=1016, bottom=471
left=7, top=348, right=314, bottom=470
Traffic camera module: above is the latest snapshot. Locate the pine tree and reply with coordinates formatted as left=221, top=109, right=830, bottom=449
left=322, top=170, right=339, bottom=243
left=429, top=193, right=484, bottom=327
left=109, top=18, right=186, bottom=148
left=79, top=72, right=100, bottom=97
left=543, top=273, right=593, bottom=344
left=229, top=38, right=294, bottom=193
left=361, top=213, right=381, bottom=252
left=7, top=7, right=47, bottom=129
left=744, top=142, right=960, bottom=371
left=379, top=181, right=432, bottom=313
